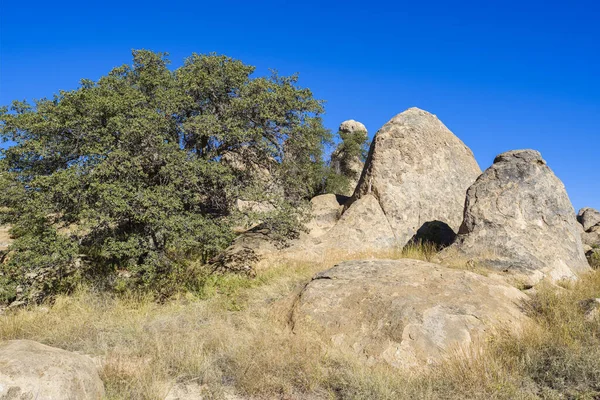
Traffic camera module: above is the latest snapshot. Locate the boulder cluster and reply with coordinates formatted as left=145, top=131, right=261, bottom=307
left=346, top=108, right=482, bottom=246
left=217, top=106, right=596, bottom=370
left=578, top=207, right=600, bottom=265
left=221, top=107, right=592, bottom=282
left=1, top=107, right=596, bottom=387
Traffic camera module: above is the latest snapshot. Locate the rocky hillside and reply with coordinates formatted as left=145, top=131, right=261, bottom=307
left=1, top=106, right=598, bottom=399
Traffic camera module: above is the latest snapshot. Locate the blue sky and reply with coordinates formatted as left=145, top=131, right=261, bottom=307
left=1, top=0, right=598, bottom=210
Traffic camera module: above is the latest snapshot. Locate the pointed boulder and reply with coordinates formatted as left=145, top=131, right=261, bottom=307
left=345, top=107, right=481, bottom=247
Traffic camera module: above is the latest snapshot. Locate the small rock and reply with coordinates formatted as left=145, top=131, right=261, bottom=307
left=582, top=226, right=600, bottom=248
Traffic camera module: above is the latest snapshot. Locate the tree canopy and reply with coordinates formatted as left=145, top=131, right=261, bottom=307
left=0, top=50, right=331, bottom=303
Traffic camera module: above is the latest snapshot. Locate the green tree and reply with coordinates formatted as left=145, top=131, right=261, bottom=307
left=0, top=50, right=330, bottom=303
left=323, top=127, right=369, bottom=195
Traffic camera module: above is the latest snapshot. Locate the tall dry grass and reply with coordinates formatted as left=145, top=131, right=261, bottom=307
left=1, top=247, right=599, bottom=399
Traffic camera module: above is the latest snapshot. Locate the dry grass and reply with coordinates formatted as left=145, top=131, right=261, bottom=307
left=589, top=247, right=600, bottom=269
left=1, top=247, right=599, bottom=399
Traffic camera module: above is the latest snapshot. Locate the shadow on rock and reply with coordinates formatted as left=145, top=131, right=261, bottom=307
left=407, top=220, right=457, bottom=249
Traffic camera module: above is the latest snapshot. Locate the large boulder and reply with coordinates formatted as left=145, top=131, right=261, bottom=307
left=330, top=120, right=368, bottom=195
left=0, top=340, right=105, bottom=399
left=439, top=150, right=590, bottom=284
left=345, top=107, right=481, bottom=248
left=289, top=259, right=528, bottom=369
left=578, top=207, right=600, bottom=232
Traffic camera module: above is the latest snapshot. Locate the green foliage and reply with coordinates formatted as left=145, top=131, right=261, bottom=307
left=338, top=128, right=369, bottom=163
left=322, top=128, right=369, bottom=195
left=322, top=167, right=353, bottom=196
left=0, top=50, right=330, bottom=303
left=589, top=249, right=600, bottom=269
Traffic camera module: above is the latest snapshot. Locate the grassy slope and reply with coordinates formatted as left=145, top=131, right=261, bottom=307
left=1, top=248, right=599, bottom=399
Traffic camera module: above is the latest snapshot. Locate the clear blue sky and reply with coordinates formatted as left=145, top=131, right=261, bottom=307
left=1, top=0, right=598, bottom=210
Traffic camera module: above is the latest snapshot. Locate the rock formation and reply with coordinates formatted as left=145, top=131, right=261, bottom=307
left=0, top=340, right=105, bottom=399
left=304, top=194, right=349, bottom=238
left=577, top=207, right=600, bottom=267
left=289, top=259, right=528, bottom=369
left=582, top=226, right=600, bottom=247
left=578, top=207, right=600, bottom=232
left=209, top=227, right=277, bottom=275
left=439, top=150, right=590, bottom=284
left=344, top=107, right=481, bottom=248
left=330, top=120, right=368, bottom=195
left=0, top=225, right=11, bottom=252
left=211, top=194, right=350, bottom=273
left=578, top=207, right=600, bottom=248
left=339, top=120, right=367, bottom=136
left=315, top=194, right=396, bottom=252
left=212, top=108, right=482, bottom=271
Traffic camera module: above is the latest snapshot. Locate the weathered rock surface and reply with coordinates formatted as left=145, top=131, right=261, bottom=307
left=339, top=120, right=367, bottom=135
left=278, top=194, right=400, bottom=264
left=0, top=225, right=11, bottom=252
left=290, top=259, right=528, bottom=369
left=317, top=194, right=396, bottom=252
left=439, top=150, right=590, bottom=284
left=582, top=226, right=600, bottom=247
left=346, top=107, right=481, bottom=248
left=330, top=120, right=368, bottom=196
left=304, top=194, right=349, bottom=238
left=578, top=207, right=600, bottom=232
left=0, top=340, right=105, bottom=400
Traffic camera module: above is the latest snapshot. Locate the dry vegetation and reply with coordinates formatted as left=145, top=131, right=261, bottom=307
left=589, top=247, right=600, bottom=269
left=1, top=248, right=599, bottom=399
